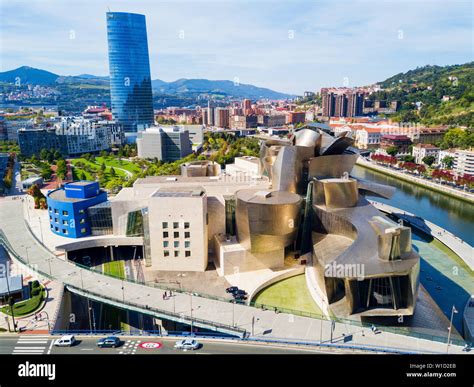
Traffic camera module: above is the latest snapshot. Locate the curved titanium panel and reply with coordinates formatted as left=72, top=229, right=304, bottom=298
left=308, top=153, right=359, bottom=179
left=321, top=136, right=355, bottom=156
left=313, top=178, right=359, bottom=209
left=235, top=189, right=302, bottom=253
left=294, top=129, right=320, bottom=149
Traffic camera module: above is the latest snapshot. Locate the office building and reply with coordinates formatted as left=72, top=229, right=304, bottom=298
left=47, top=181, right=108, bottom=238
left=136, top=126, right=192, bottom=161
left=18, top=118, right=123, bottom=158
left=106, top=12, right=154, bottom=133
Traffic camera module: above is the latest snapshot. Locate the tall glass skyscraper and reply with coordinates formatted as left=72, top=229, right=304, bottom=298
left=106, top=12, right=154, bottom=133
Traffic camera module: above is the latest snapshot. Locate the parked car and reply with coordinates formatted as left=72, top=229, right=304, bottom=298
left=174, top=339, right=200, bottom=350
left=53, top=335, right=76, bottom=347
left=233, top=293, right=247, bottom=300
left=97, top=336, right=121, bottom=348
left=226, top=286, right=239, bottom=294
left=233, top=289, right=247, bottom=296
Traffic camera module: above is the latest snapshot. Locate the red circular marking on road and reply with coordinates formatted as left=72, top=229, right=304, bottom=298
left=139, top=342, right=162, bottom=349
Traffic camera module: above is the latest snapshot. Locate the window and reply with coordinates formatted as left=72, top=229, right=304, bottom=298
left=62, top=229, right=68, bottom=235
left=185, top=241, right=191, bottom=248
left=163, top=241, right=169, bottom=248
left=163, top=232, right=169, bottom=238
left=55, top=227, right=59, bottom=232
left=174, top=251, right=179, bottom=257
left=174, top=232, right=179, bottom=238
left=50, top=224, right=54, bottom=229
left=173, top=222, right=179, bottom=229
left=81, top=228, right=86, bottom=233
left=49, top=216, right=52, bottom=221
left=174, top=241, right=179, bottom=248
left=48, top=206, right=52, bottom=212
left=80, top=218, right=85, bottom=224
left=62, top=220, right=68, bottom=226
left=55, top=218, right=59, bottom=224
left=184, top=222, right=190, bottom=229
left=164, top=250, right=169, bottom=257
left=79, top=209, right=85, bottom=214
left=162, top=222, right=168, bottom=229
left=185, top=232, right=190, bottom=239
left=62, top=210, right=69, bottom=216
left=54, top=209, right=59, bottom=215
left=185, top=251, right=191, bottom=257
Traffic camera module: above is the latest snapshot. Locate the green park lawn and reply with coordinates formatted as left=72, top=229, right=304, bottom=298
left=95, top=156, right=141, bottom=174
left=103, top=260, right=126, bottom=279
left=1, top=286, right=45, bottom=317
left=252, top=275, right=322, bottom=316
left=70, top=158, right=128, bottom=181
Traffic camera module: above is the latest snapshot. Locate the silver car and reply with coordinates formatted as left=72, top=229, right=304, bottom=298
left=174, top=339, right=200, bottom=350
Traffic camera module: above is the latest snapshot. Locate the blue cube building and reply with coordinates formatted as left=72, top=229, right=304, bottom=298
left=47, top=181, right=108, bottom=238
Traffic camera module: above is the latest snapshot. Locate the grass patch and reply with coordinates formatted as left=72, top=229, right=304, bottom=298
left=252, top=275, right=322, bottom=316
left=103, top=260, right=125, bottom=279
left=0, top=286, right=45, bottom=316
left=95, top=156, right=141, bottom=174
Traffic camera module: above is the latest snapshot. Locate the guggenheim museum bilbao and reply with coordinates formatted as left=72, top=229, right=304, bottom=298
left=46, top=127, right=420, bottom=319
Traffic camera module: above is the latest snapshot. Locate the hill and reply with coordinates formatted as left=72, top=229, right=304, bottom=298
left=374, top=62, right=474, bottom=127
left=0, top=66, right=59, bottom=85
left=0, top=66, right=294, bottom=100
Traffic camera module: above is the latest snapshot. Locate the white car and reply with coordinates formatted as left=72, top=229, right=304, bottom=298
left=174, top=339, right=200, bottom=350
left=53, top=335, right=76, bottom=347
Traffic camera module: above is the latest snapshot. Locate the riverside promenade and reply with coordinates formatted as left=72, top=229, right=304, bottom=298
left=370, top=200, right=474, bottom=271
left=356, top=157, right=474, bottom=204
left=0, top=196, right=469, bottom=354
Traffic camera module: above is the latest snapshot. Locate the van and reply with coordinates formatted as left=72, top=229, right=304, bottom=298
left=53, top=335, right=76, bottom=347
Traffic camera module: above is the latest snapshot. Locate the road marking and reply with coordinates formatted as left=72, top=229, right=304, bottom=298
left=14, top=335, right=47, bottom=355
left=80, top=349, right=93, bottom=351
left=47, top=339, right=53, bottom=355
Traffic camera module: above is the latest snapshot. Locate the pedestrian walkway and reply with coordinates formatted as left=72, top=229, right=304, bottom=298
left=12, top=335, right=50, bottom=355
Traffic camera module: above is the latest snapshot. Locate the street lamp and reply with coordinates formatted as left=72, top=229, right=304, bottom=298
left=4, top=274, right=16, bottom=332
left=446, top=305, right=458, bottom=353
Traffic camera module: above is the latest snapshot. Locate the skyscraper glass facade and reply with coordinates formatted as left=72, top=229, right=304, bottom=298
left=106, top=12, right=154, bottom=133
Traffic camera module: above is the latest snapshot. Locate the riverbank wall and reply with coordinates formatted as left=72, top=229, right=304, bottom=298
left=356, top=157, right=474, bottom=204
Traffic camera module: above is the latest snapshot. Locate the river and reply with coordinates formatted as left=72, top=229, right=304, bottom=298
left=351, top=165, right=474, bottom=245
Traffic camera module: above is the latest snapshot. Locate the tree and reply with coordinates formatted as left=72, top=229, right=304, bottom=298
left=386, top=146, right=399, bottom=157
left=40, top=165, right=52, bottom=180
left=402, top=155, right=415, bottom=163
left=100, top=162, right=106, bottom=172
left=110, top=167, right=116, bottom=177
left=56, top=159, right=67, bottom=180
left=422, top=155, right=436, bottom=166
left=442, top=156, right=454, bottom=169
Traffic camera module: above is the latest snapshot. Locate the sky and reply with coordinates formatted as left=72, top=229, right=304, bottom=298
left=0, top=0, right=473, bottom=94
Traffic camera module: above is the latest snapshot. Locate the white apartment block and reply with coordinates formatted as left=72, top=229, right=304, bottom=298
left=355, top=128, right=382, bottom=149
left=454, top=150, right=474, bottom=176
left=412, top=144, right=440, bottom=165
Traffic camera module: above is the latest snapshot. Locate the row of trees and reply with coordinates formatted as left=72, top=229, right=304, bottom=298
left=371, top=153, right=474, bottom=188
left=2, top=153, right=15, bottom=189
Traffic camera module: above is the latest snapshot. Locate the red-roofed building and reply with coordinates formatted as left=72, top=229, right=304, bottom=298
left=380, top=135, right=412, bottom=155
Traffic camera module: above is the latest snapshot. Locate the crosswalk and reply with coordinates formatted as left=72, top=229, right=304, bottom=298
left=13, top=335, right=51, bottom=355
left=118, top=339, right=141, bottom=355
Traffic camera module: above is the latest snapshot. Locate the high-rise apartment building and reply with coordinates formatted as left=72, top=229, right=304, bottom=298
left=106, top=12, right=154, bottom=133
